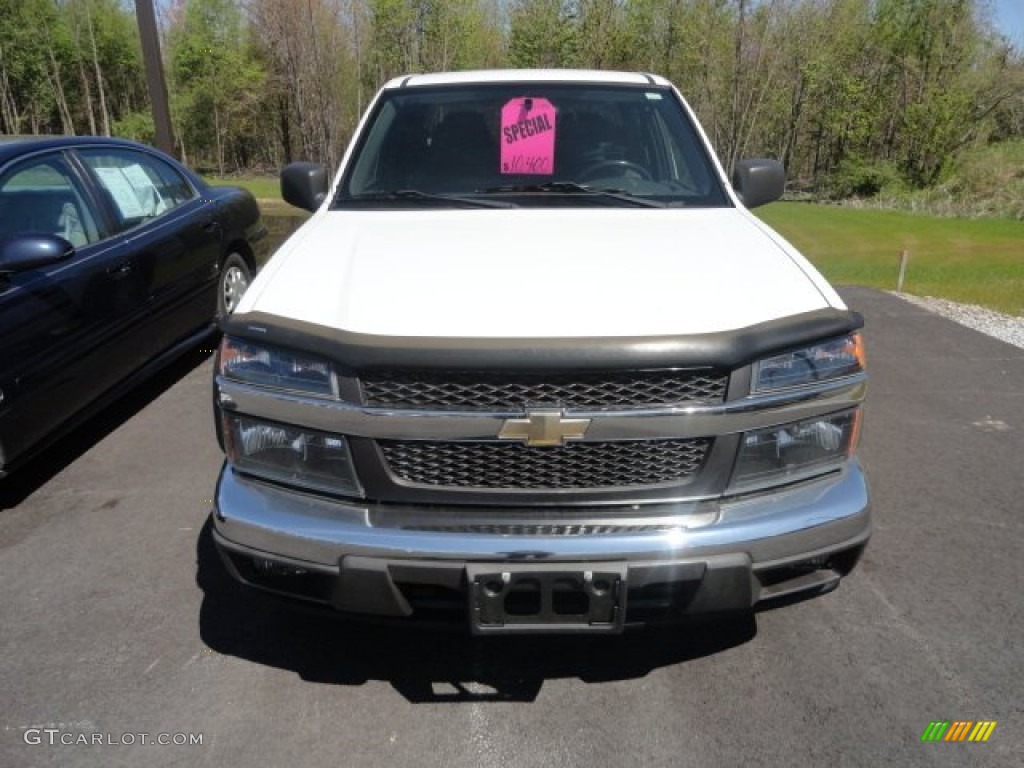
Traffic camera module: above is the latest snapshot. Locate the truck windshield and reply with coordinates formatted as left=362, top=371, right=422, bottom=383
left=335, top=83, right=731, bottom=208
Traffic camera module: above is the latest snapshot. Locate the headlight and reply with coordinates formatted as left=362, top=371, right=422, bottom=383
left=730, top=409, right=861, bottom=490
left=222, top=412, right=362, bottom=496
left=219, top=336, right=335, bottom=397
left=753, top=333, right=865, bottom=392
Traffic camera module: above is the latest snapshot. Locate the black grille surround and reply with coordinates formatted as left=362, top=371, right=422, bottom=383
left=360, top=369, right=728, bottom=411
left=378, top=438, right=713, bottom=490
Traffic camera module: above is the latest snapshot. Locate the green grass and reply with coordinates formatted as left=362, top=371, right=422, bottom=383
left=756, top=202, right=1024, bottom=316
left=207, top=174, right=280, bottom=199
left=206, top=174, right=298, bottom=214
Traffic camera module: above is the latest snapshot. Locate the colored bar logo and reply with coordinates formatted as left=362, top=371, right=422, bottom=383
left=921, top=721, right=996, bottom=742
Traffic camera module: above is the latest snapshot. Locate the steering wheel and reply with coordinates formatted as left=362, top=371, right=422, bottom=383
left=577, top=160, right=653, bottom=182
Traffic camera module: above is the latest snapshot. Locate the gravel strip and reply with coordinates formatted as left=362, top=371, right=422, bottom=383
left=891, top=292, right=1024, bottom=350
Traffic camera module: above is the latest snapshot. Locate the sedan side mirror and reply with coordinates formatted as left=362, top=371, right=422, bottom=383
left=732, top=159, right=786, bottom=209
left=0, top=233, right=75, bottom=275
left=281, top=162, right=329, bottom=212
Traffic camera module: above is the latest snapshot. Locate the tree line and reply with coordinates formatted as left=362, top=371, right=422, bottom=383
left=1, top=0, right=1021, bottom=194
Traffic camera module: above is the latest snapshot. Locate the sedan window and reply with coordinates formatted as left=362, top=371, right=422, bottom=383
left=0, top=156, right=99, bottom=246
left=78, top=149, right=196, bottom=231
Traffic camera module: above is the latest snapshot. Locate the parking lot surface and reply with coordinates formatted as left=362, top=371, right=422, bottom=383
left=2, top=287, right=1022, bottom=767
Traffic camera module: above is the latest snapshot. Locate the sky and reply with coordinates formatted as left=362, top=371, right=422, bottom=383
left=992, top=0, right=1024, bottom=46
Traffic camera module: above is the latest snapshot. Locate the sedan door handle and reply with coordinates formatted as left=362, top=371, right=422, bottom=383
left=106, top=260, right=134, bottom=279
left=202, top=220, right=221, bottom=233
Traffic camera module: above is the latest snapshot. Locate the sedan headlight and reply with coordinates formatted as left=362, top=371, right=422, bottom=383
left=730, top=409, right=862, bottom=490
left=222, top=412, right=362, bottom=496
left=753, top=333, right=865, bottom=392
left=219, top=336, right=335, bottom=397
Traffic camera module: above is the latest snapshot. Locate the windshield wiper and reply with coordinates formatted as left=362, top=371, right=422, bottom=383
left=347, top=189, right=515, bottom=209
left=479, top=181, right=666, bottom=207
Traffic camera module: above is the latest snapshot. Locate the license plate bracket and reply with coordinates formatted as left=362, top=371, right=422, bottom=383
left=467, top=563, right=627, bottom=634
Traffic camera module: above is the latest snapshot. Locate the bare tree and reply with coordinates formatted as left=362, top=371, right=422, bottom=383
left=47, top=42, right=75, bottom=134
left=84, top=2, right=111, bottom=135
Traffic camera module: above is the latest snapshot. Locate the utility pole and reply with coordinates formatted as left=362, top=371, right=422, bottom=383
left=135, top=0, right=175, bottom=156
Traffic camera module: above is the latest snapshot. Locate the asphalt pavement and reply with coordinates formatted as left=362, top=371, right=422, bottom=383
left=1, top=286, right=1022, bottom=767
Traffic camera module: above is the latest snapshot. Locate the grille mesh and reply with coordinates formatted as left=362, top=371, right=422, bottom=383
left=402, top=523, right=675, bottom=536
left=361, top=370, right=727, bottom=411
left=379, top=439, right=712, bottom=489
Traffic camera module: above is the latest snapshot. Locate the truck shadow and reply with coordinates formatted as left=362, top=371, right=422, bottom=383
left=196, top=521, right=757, bottom=702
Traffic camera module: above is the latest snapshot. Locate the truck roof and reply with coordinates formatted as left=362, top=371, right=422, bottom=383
left=383, top=69, right=672, bottom=89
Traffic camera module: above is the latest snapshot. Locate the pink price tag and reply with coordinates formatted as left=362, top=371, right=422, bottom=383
left=500, top=97, right=556, bottom=175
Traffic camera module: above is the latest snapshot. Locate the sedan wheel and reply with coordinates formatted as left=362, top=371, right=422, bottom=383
left=218, top=253, right=251, bottom=316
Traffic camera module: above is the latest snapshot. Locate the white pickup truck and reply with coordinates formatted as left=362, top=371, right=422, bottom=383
left=211, top=70, right=869, bottom=633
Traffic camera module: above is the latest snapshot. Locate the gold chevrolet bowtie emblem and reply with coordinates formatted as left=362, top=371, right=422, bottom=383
left=497, top=409, right=591, bottom=447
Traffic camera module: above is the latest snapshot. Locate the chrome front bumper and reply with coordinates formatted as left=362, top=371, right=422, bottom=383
left=211, top=459, right=870, bottom=622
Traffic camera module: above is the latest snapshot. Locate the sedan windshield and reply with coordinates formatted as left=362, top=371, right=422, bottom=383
left=336, top=83, right=730, bottom=208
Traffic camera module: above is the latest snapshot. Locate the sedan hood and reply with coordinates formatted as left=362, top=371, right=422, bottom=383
left=240, top=207, right=838, bottom=338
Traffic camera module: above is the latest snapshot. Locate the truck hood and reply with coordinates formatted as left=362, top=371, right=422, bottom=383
left=240, top=207, right=838, bottom=338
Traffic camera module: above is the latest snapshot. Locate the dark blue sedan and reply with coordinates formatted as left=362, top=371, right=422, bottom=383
left=0, top=136, right=267, bottom=477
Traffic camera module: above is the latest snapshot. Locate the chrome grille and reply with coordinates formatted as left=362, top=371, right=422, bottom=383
left=360, top=370, right=727, bottom=410
left=379, top=439, right=712, bottom=489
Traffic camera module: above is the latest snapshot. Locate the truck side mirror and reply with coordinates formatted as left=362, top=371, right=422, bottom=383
left=732, top=159, right=785, bottom=209
left=281, top=162, right=329, bottom=212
